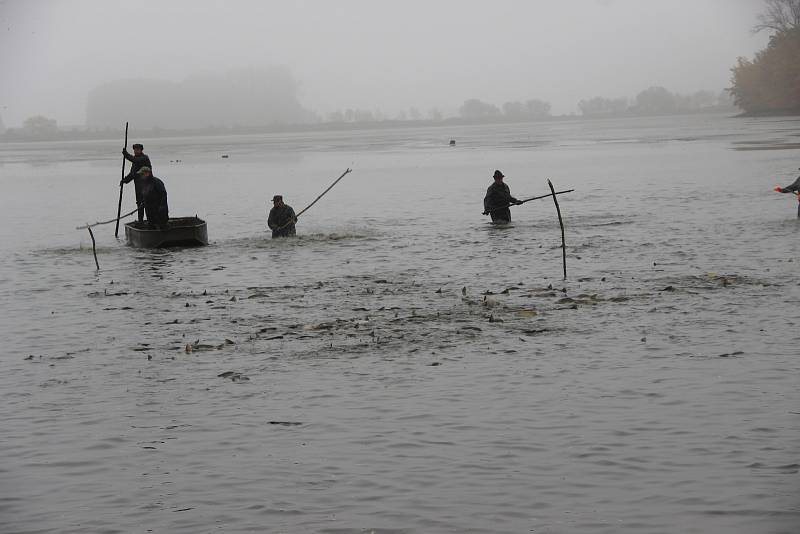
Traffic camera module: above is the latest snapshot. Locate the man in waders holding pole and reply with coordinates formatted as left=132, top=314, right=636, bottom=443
left=268, top=195, right=297, bottom=238
left=484, top=169, right=522, bottom=223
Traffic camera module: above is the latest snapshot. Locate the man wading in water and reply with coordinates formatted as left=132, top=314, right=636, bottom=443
left=775, top=168, right=800, bottom=218
left=268, top=195, right=297, bottom=238
left=121, top=143, right=152, bottom=222
left=484, top=169, right=522, bottom=223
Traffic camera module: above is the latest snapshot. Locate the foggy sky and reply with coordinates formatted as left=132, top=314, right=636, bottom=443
left=0, top=0, right=769, bottom=127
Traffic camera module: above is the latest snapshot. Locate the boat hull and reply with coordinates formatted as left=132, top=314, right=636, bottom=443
left=124, top=217, right=208, bottom=248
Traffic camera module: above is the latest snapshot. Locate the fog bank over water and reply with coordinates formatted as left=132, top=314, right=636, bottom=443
left=0, top=1, right=769, bottom=126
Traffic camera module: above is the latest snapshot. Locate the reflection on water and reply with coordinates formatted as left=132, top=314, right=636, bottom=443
left=1, top=114, right=799, bottom=533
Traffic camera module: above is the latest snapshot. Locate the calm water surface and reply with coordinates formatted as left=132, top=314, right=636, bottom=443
left=1, top=114, right=799, bottom=533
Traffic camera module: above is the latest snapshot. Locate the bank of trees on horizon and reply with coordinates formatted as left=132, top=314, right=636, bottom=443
left=457, top=98, right=552, bottom=121
left=729, top=0, right=800, bottom=115
left=579, top=87, right=735, bottom=117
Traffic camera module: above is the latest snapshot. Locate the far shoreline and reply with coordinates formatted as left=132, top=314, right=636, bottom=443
left=5, top=108, right=793, bottom=145
left=734, top=109, right=800, bottom=118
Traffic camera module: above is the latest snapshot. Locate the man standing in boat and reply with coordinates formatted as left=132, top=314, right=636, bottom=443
left=268, top=195, right=297, bottom=238
left=775, top=168, right=800, bottom=218
left=484, top=170, right=522, bottom=223
left=137, top=167, right=169, bottom=227
left=121, top=143, right=153, bottom=222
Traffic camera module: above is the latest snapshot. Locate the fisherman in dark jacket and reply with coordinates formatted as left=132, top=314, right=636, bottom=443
left=137, top=167, right=169, bottom=227
left=267, top=195, right=297, bottom=238
left=775, top=169, right=800, bottom=218
left=121, top=143, right=153, bottom=222
left=483, top=169, right=522, bottom=223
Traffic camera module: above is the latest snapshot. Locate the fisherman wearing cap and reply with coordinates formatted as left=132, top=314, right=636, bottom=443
left=121, top=143, right=153, bottom=222
left=483, top=170, right=522, bottom=223
left=775, top=167, right=800, bottom=218
left=136, top=166, right=169, bottom=227
left=267, top=195, right=297, bottom=238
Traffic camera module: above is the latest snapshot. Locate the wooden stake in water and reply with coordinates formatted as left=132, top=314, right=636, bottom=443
left=547, top=179, right=567, bottom=280
left=86, top=224, right=100, bottom=270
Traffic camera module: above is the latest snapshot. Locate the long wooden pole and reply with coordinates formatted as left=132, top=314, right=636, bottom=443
left=275, top=168, right=352, bottom=230
left=520, top=189, right=574, bottom=204
left=483, top=189, right=574, bottom=214
left=77, top=207, right=138, bottom=230
left=296, top=168, right=352, bottom=218
left=547, top=179, right=567, bottom=280
left=114, top=122, right=129, bottom=238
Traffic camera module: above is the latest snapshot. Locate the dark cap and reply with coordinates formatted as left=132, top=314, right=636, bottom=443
left=272, top=195, right=283, bottom=202
left=493, top=170, right=504, bottom=179
left=132, top=143, right=143, bottom=150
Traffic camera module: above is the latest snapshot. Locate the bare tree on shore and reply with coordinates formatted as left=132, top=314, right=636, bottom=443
left=753, top=0, right=800, bottom=34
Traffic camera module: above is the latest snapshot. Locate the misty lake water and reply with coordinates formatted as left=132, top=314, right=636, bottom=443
left=1, top=114, right=798, bottom=533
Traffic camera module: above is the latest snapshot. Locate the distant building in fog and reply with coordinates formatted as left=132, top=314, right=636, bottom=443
left=86, top=66, right=318, bottom=130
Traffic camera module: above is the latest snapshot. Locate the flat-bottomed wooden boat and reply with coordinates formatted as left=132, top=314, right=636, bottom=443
left=125, top=217, right=208, bottom=248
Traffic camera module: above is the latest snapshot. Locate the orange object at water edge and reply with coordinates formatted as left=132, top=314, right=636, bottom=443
left=774, top=185, right=782, bottom=192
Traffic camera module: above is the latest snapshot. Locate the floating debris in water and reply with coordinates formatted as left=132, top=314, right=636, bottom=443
left=482, top=295, right=500, bottom=308
left=186, top=339, right=236, bottom=353
left=218, top=371, right=249, bottom=382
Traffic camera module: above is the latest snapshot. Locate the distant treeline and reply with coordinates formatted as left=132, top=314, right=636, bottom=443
left=448, top=88, right=735, bottom=121
left=318, top=89, right=732, bottom=127
left=729, top=11, right=800, bottom=115
left=1, top=78, right=738, bottom=143
left=578, top=87, right=735, bottom=117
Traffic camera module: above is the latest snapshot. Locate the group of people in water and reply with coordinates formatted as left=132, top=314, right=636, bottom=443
left=120, top=142, right=298, bottom=236
left=119, top=143, right=800, bottom=234
left=120, top=144, right=168, bottom=227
